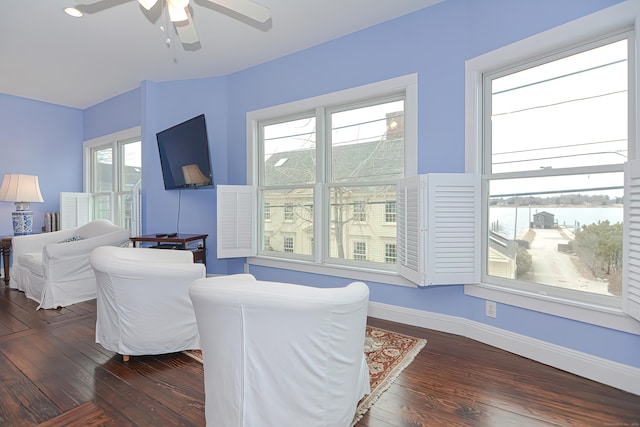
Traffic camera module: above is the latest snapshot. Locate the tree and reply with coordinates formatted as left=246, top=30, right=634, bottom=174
left=573, top=220, right=623, bottom=276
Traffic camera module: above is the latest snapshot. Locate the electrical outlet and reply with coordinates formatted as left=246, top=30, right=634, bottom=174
left=485, top=300, right=497, bottom=318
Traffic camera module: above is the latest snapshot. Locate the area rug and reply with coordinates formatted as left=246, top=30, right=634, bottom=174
left=184, top=325, right=426, bottom=425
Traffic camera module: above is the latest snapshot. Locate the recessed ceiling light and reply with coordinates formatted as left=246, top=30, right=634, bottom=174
left=64, top=7, right=83, bottom=18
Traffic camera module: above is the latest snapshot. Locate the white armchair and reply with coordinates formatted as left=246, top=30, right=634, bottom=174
left=189, top=274, right=371, bottom=427
left=90, top=246, right=206, bottom=361
left=10, top=219, right=131, bottom=309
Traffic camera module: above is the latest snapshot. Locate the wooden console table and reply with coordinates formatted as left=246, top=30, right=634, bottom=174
left=130, top=234, right=208, bottom=267
left=1, top=237, right=11, bottom=286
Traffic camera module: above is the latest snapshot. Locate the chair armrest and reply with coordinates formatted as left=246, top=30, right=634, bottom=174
left=11, top=230, right=75, bottom=260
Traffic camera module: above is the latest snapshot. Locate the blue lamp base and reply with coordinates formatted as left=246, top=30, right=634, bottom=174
left=12, top=210, right=34, bottom=235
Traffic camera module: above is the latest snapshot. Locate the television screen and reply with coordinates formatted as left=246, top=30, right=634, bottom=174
left=157, top=114, right=214, bottom=190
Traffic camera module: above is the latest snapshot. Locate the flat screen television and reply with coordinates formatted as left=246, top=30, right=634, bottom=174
left=157, top=114, right=214, bottom=190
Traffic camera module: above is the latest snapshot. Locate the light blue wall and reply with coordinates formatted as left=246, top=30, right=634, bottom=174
left=221, top=0, right=638, bottom=368
left=3, top=0, right=636, bottom=370
left=140, top=77, right=230, bottom=274
left=0, top=94, right=83, bottom=236
left=83, top=88, right=142, bottom=141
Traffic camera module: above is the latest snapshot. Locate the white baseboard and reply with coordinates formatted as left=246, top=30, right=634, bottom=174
left=368, top=301, right=640, bottom=396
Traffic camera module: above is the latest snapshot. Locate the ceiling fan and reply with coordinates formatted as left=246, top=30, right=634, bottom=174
left=70, top=0, right=271, bottom=46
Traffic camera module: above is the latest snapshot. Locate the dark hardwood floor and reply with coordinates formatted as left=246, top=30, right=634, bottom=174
left=0, top=284, right=638, bottom=426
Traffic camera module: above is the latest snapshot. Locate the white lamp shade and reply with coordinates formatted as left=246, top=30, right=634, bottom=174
left=0, top=174, right=44, bottom=203
left=182, top=164, right=210, bottom=186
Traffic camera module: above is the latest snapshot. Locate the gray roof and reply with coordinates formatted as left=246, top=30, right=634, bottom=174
left=264, top=138, right=404, bottom=186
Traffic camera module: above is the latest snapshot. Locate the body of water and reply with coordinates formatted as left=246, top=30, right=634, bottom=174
left=490, top=206, right=623, bottom=240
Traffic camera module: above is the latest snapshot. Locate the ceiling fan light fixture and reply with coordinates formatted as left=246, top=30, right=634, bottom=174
left=63, top=7, right=83, bottom=18
left=138, top=0, right=159, bottom=10
left=167, top=0, right=189, bottom=22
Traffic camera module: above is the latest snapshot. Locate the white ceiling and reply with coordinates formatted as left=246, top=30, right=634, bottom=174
left=1, top=0, right=444, bottom=110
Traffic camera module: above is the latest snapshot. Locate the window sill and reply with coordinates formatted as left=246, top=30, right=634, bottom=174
left=247, top=256, right=417, bottom=287
left=465, top=283, right=640, bottom=335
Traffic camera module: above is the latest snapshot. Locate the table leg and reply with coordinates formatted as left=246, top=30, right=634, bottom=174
left=1, top=239, right=10, bottom=286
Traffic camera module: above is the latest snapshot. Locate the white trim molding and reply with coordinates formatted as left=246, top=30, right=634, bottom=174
left=368, top=301, right=640, bottom=396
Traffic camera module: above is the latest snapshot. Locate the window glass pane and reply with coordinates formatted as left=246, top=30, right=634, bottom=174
left=92, top=194, right=112, bottom=221
left=117, top=192, right=135, bottom=233
left=491, top=40, right=627, bottom=174
left=121, top=140, right=141, bottom=191
left=263, top=117, right=316, bottom=186
left=331, top=100, right=404, bottom=182
left=329, top=185, right=396, bottom=264
left=92, top=146, right=112, bottom=193
left=261, top=188, right=313, bottom=256
left=487, top=173, right=623, bottom=297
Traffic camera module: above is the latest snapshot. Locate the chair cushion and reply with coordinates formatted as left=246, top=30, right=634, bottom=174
left=18, top=252, right=44, bottom=276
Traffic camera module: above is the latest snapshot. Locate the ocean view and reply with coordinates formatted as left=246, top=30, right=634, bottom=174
left=489, top=206, right=623, bottom=240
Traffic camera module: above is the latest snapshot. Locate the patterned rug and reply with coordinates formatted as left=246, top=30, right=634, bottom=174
left=184, top=325, right=426, bottom=425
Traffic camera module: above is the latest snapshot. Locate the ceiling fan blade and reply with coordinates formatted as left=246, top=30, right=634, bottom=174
left=175, top=9, right=200, bottom=44
left=207, top=0, right=270, bottom=23
left=74, top=0, right=134, bottom=15
left=138, top=0, right=158, bottom=10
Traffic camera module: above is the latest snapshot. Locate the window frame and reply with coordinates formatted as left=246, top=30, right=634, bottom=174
left=245, top=75, right=418, bottom=286
left=82, top=126, right=142, bottom=235
left=464, top=1, right=640, bottom=334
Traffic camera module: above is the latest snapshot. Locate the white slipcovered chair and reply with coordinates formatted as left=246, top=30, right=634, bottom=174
left=90, top=246, right=206, bottom=361
left=10, top=219, right=131, bottom=309
left=189, top=273, right=371, bottom=427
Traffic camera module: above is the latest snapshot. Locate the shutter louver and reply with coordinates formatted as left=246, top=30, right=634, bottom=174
left=428, top=174, right=480, bottom=285
left=217, top=185, right=256, bottom=258
left=397, top=175, right=425, bottom=285
left=624, top=160, right=640, bottom=321
left=59, top=192, right=92, bottom=230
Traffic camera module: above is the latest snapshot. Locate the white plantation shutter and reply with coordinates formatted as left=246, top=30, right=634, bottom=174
left=59, top=192, right=92, bottom=230
left=217, top=185, right=256, bottom=258
left=624, top=160, right=640, bottom=321
left=397, top=174, right=480, bottom=286
left=397, top=175, right=425, bottom=285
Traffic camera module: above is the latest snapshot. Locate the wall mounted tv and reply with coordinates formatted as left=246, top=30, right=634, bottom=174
left=157, top=114, right=214, bottom=190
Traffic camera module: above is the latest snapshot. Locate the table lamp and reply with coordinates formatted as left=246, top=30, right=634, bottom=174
left=0, top=174, right=44, bottom=235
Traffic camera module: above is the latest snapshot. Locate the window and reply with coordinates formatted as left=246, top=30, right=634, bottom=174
left=353, top=201, right=367, bottom=222
left=264, top=202, right=271, bottom=220
left=218, top=75, right=417, bottom=283
left=483, top=36, right=628, bottom=308
left=385, top=200, right=396, bottom=223
left=385, top=243, right=397, bottom=264
left=284, top=202, right=295, bottom=221
left=284, top=236, right=294, bottom=253
left=465, top=1, right=640, bottom=333
left=353, top=241, right=367, bottom=261
left=76, top=127, right=142, bottom=235
left=251, top=75, right=416, bottom=274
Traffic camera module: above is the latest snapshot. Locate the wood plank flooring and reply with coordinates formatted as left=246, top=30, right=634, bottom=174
left=0, top=284, right=639, bottom=426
